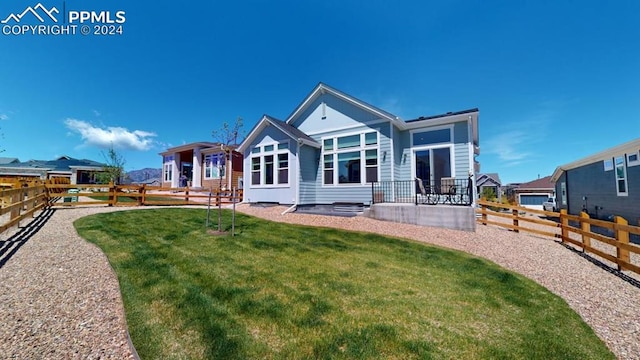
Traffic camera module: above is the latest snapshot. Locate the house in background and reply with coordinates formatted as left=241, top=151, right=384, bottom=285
left=551, top=138, right=640, bottom=222
left=238, top=82, right=479, bottom=208
left=0, top=156, right=106, bottom=184
left=476, top=173, right=502, bottom=201
left=513, top=176, right=555, bottom=210
left=160, top=142, right=243, bottom=190
left=0, top=157, right=20, bottom=165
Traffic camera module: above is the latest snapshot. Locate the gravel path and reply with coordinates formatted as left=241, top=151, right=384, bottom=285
left=1, top=204, right=639, bottom=359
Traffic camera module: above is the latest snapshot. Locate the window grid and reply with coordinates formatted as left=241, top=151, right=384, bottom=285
left=250, top=141, right=290, bottom=187
left=322, top=131, right=378, bottom=186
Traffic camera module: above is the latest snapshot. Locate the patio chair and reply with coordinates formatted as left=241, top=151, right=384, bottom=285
left=440, top=177, right=459, bottom=204
left=415, top=177, right=438, bottom=205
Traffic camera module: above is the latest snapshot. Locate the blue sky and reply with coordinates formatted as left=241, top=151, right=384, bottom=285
left=1, top=0, right=638, bottom=184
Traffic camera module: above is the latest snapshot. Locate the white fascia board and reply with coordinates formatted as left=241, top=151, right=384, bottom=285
left=400, top=112, right=478, bottom=131
left=551, top=138, right=640, bottom=181
left=286, top=84, right=401, bottom=126
left=237, top=117, right=271, bottom=152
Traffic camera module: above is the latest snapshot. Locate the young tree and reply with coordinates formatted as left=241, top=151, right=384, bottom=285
left=96, top=145, right=126, bottom=185
left=211, top=117, right=244, bottom=232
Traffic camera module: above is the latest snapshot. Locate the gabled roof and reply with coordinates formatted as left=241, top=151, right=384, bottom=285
left=238, top=115, right=320, bottom=152
left=160, top=142, right=220, bottom=155
left=516, top=176, right=554, bottom=190
left=477, top=173, right=501, bottom=186
left=285, top=82, right=401, bottom=126
left=0, top=157, right=20, bottom=164
left=551, top=138, right=640, bottom=181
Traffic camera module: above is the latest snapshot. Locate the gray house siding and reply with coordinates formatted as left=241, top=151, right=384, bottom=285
left=559, top=161, right=640, bottom=222
left=291, top=93, right=385, bottom=135
left=396, top=131, right=412, bottom=181
left=304, top=124, right=392, bottom=205
left=396, top=121, right=471, bottom=182
left=298, top=146, right=319, bottom=204
left=242, top=125, right=298, bottom=205
left=555, top=172, right=569, bottom=211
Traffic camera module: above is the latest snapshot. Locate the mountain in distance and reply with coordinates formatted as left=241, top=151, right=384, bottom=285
left=126, top=168, right=162, bottom=183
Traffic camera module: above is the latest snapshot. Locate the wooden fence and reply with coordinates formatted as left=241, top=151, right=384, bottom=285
left=1, top=179, right=243, bottom=234
left=477, top=199, right=640, bottom=275
left=0, top=179, right=48, bottom=233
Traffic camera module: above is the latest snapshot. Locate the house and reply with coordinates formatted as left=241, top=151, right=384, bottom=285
left=476, top=173, right=502, bottom=201
left=512, top=176, right=555, bottom=210
left=0, top=156, right=106, bottom=184
left=0, top=157, right=20, bottom=165
left=551, top=138, right=640, bottom=222
left=238, top=83, right=479, bottom=209
left=160, top=142, right=243, bottom=190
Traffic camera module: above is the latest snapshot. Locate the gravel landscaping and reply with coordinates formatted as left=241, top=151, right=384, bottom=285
left=1, top=204, right=639, bottom=359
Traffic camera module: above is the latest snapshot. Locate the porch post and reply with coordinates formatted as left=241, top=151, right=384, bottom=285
left=192, top=148, right=202, bottom=188
left=173, top=153, right=180, bottom=188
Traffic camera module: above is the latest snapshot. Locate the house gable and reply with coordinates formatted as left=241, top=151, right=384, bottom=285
left=286, top=83, right=399, bottom=135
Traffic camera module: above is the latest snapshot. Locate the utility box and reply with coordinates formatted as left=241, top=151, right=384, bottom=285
left=65, top=189, right=79, bottom=202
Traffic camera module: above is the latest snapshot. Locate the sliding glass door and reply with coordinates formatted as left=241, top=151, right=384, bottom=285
left=414, top=147, right=452, bottom=190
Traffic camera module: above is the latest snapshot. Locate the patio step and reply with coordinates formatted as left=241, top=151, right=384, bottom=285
left=333, top=202, right=364, bottom=214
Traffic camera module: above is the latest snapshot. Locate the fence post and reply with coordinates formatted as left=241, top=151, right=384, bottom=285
left=480, top=202, right=488, bottom=225
left=108, top=182, right=115, bottom=206
left=580, top=211, right=590, bottom=252
left=512, top=208, right=519, bottom=233
left=615, top=216, right=629, bottom=271
left=140, top=184, right=146, bottom=206
left=560, top=209, right=568, bottom=244
left=10, top=182, right=22, bottom=222
left=185, top=185, right=190, bottom=203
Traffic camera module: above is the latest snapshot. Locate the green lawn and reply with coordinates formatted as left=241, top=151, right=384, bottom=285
left=74, top=208, right=614, bottom=360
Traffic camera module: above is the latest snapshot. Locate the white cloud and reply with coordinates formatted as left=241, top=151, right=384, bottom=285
left=0, top=114, right=8, bottom=120
left=65, top=118, right=156, bottom=151
left=483, top=130, right=535, bottom=167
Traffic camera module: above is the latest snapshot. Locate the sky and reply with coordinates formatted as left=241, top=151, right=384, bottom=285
left=0, top=0, right=638, bottom=184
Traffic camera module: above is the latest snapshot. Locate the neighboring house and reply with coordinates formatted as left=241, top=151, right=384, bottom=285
left=476, top=173, right=502, bottom=201
left=0, top=157, right=20, bottom=165
left=238, top=83, right=479, bottom=207
left=160, top=142, right=243, bottom=190
left=551, top=138, right=640, bottom=222
left=513, top=176, right=555, bottom=210
left=0, top=156, right=106, bottom=184
left=133, top=178, right=162, bottom=186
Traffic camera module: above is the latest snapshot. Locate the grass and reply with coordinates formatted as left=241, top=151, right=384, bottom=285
left=74, top=208, right=615, bottom=360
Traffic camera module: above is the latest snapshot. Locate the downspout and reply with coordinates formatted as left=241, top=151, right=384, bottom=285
left=468, top=115, right=477, bottom=206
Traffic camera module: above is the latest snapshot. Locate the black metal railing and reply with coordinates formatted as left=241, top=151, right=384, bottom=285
left=371, top=177, right=473, bottom=206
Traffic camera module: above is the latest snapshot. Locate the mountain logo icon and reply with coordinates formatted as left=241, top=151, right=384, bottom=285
left=1, top=3, right=59, bottom=24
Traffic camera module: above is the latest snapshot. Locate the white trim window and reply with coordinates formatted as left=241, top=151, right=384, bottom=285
left=323, top=131, right=378, bottom=186
left=627, top=151, right=640, bottom=167
left=163, top=155, right=174, bottom=182
left=204, top=153, right=225, bottom=179
left=615, top=155, right=628, bottom=196
left=250, top=142, right=290, bottom=187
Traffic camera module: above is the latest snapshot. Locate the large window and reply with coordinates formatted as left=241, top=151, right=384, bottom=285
left=163, top=155, right=173, bottom=182
left=412, top=128, right=451, bottom=146
left=204, top=154, right=225, bottom=179
left=323, top=131, right=378, bottom=186
left=615, top=156, right=628, bottom=196
left=250, top=142, right=290, bottom=187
